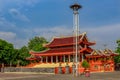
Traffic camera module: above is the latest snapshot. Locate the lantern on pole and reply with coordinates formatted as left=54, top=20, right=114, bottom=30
left=70, top=3, right=82, bottom=76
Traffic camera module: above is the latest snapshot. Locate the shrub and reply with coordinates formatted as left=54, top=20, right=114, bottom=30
left=81, top=60, right=90, bottom=69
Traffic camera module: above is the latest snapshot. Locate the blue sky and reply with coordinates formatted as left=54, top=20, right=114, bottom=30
left=0, top=0, right=120, bottom=50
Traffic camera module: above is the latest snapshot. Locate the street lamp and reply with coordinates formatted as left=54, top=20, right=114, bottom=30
left=70, top=3, right=82, bottom=76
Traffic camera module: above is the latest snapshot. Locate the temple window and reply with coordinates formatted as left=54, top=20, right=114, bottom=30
left=106, top=64, right=110, bottom=69
left=90, top=58, right=92, bottom=60
left=98, top=58, right=101, bottom=61
left=107, top=57, right=110, bottom=61
left=96, top=58, right=99, bottom=61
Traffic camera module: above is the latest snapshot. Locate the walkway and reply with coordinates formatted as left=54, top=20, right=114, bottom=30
left=0, top=71, right=120, bottom=80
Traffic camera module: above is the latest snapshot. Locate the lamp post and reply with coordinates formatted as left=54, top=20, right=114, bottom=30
left=70, top=3, right=82, bottom=76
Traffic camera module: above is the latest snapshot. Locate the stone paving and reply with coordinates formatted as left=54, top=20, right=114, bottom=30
left=0, top=71, right=120, bottom=80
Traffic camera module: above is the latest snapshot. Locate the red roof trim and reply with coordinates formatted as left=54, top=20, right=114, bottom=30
left=26, top=58, right=37, bottom=60
left=30, top=47, right=87, bottom=56
left=86, top=54, right=118, bottom=58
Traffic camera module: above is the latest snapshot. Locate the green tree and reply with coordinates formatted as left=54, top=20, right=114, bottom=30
left=18, top=46, right=30, bottom=66
left=28, top=36, right=48, bottom=51
left=0, top=39, right=14, bottom=65
left=81, top=60, right=90, bottom=69
left=0, top=36, right=48, bottom=66
left=9, top=46, right=30, bottom=66
left=114, top=40, right=120, bottom=63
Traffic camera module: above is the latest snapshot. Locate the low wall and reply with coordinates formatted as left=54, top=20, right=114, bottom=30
left=1, top=67, right=54, bottom=73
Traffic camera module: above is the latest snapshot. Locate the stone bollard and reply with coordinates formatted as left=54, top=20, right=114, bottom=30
left=1, top=63, right=4, bottom=73
left=58, top=67, right=62, bottom=74
left=1, top=68, right=4, bottom=73
left=65, top=66, right=70, bottom=74
left=72, top=64, right=76, bottom=75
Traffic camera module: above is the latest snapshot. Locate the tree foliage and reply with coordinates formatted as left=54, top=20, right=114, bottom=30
left=0, top=36, right=48, bottom=66
left=16, top=46, right=30, bottom=66
left=81, top=60, right=90, bottom=69
left=114, top=40, right=120, bottom=63
left=0, top=39, right=14, bottom=64
left=28, top=36, right=48, bottom=51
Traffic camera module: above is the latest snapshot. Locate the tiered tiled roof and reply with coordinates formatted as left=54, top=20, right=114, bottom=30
left=86, top=49, right=118, bottom=58
left=45, top=32, right=95, bottom=48
left=26, top=55, right=41, bottom=60
left=29, top=32, right=95, bottom=57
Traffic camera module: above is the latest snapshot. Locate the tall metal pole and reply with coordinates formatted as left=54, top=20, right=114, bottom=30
left=70, top=3, right=82, bottom=76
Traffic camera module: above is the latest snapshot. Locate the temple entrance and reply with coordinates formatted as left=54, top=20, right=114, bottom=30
left=104, top=63, right=111, bottom=72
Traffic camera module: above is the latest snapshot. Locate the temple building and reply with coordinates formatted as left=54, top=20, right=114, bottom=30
left=29, top=32, right=95, bottom=63
left=26, top=3, right=118, bottom=73
left=27, top=32, right=118, bottom=72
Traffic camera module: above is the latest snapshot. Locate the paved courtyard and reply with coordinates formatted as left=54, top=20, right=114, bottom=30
left=0, top=71, right=120, bottom=80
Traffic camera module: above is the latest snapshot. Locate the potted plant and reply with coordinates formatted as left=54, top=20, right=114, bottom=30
left=81, top=60, right=90, bottom=77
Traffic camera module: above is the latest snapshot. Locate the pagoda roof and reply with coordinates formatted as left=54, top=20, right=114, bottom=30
left=26, top=55, right=42, bottom=60
left=30, top=47, right=93, bottom=56
left=44, top=32, right=95, bottom=48
left=86, top=49, right=119, bottom=58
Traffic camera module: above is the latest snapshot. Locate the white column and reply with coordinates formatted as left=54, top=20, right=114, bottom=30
left=51, top=56, right=53, bottom=63
left=63, top=55, right=65, bottom=62
left=56, top=56, right=58, bottom=63
left=41, top=57, right=43, bottom=63
left=46, top=56, right=48, bottom=63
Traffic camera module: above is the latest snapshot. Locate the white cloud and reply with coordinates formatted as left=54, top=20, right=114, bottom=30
left=9, top=8, right=30, bottom=22
left=0, top=15, right=28, bottom=48
left=0, top=19, right=119, bottom=50
left=0, top=0, right=41, bottom=14
left=17, top=0, right=40, bottom=6
left=82, top=24, right=120, bottom=41
left=30, top=26, right=73, bottom=40
left=0, top=0, right=40, bottom=7
left=0, top=31, right=28, bottom=48
left=0, top=17, right=16, bottom=30
left=0, top=31, right=16, bottom=40
left=22, top=24, right=120, bottom=50
left=81, top=24, right=120, bottom=50
left=13, top=38, right=29, bottom=49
